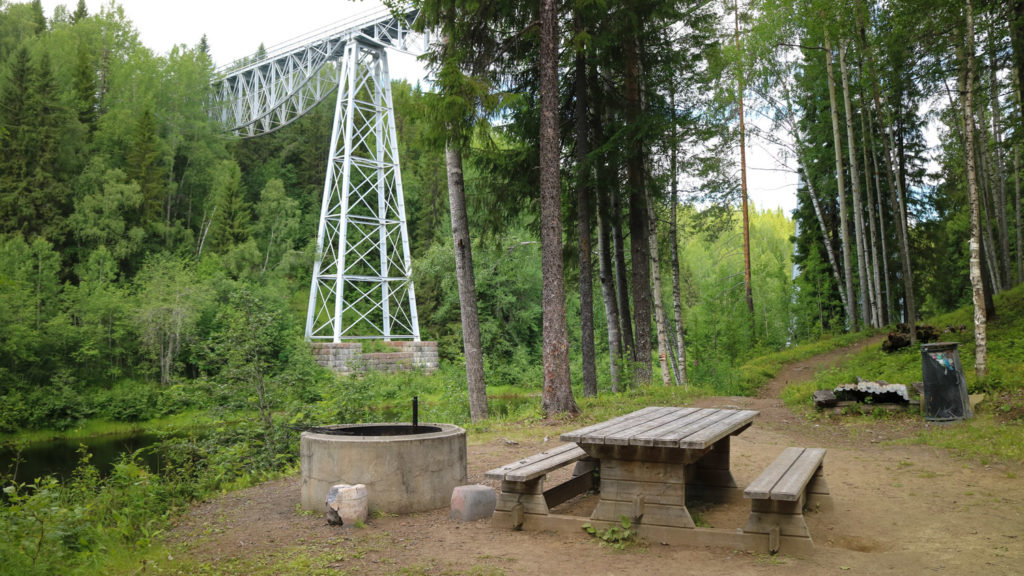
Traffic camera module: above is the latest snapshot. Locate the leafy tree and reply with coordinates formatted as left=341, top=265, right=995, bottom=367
left=253, top=178, right=301, bottom=274
left=134, top=254, right=209, bottom=386
left=207, top=285, right=292, bottom=465
left=72, top=0, right=88, bottom=24
left=69, top=159, right=145, bottom=271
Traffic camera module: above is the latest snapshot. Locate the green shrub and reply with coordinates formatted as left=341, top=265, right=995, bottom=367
left=99, top=381, right=159, bottom=422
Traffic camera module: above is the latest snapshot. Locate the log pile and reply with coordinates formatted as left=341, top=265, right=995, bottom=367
left=881, top=323, right=964, bottom=353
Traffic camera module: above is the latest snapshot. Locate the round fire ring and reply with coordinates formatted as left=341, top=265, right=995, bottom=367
left=300, top=423, right=467, bottom=514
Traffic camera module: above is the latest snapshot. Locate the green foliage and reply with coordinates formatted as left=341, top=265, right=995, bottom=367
left=582, top=516, right=636, bottom=550
left=96, top=381, right=159, bottom=422
left=779, top=283, right=1024, bottom=464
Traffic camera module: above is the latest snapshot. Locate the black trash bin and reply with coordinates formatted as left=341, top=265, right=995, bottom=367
left=920, top=342, right=972, bottom=422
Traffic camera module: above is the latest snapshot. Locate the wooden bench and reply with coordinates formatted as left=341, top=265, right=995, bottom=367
left=485, top=443, right=597, bottom=529
left=743, top=447, right=832, bottom=553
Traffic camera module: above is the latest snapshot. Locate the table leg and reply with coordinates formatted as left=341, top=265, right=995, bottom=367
left=587, top=449, right=697, bottom=529
left=685, top=436, right=744, bottom=504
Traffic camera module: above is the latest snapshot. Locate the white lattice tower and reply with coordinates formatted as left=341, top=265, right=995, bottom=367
left=210, top=7, right=425, bottom=342
left=306, top=39, right=419, bottom=341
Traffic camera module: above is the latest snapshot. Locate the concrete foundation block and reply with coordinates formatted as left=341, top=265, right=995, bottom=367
left=450, top=484, right=497, bottom=522
left=326, top=483, right=368, bottom=526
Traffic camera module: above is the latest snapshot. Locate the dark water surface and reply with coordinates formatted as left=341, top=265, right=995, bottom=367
left=1, top=432, right=169, bottom=484
left=2, top=394, right=538, bottom=484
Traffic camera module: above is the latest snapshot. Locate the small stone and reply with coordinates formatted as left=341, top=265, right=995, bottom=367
left=326, top=483, right=368, bottom=526
left=450, top=484, right=496, bottom=522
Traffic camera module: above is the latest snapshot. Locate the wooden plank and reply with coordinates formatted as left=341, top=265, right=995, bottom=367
left=496, top=492, right=548, bottom=515
left=484, top=443, right=585, bottom=481
left=543, top=470, right=595, bottom=509
left=600, top=458, right=688, bottom=483
left=743, top=511, right=810, bottom=538
left=503, top=446, right=587, bottom=483
left=771, top=448, right=825, bottom=501
left=651, top=409, right=732, bottom=447
left=485, top=442, right=580, bottom=478
left=577, top=406, right=679, bottom=444
left=629, top=408, right=709, bottom=446
left=678, top=410, right=759, bottom=449
left=591, top=499, right=697, bottom=528
left=744, top=447, right=804, bottom=500
left=602, top=408, right=698, bottom=446
left=597, top=477, right=685, bottom=506
left=559, top=406, right=664, bottom=443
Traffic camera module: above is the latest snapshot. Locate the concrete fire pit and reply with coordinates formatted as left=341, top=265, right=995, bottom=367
left=300, top=423, right=467, bottom=514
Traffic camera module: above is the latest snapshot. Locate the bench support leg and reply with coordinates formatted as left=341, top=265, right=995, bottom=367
left=805, top=465, right=833, bottom=513
left=493, top=477, right=548, bottom=530
left=743, top=495, right=811, bottom=540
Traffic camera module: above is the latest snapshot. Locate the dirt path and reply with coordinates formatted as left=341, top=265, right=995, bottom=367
left=166, top=338, right=1023, bottom=575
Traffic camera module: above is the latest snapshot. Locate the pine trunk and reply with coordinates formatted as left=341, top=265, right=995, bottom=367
left=573, top=31, right=598, bottom=398
left=988, top=15, right=1013, bottom=288
left=859, top=6, right=917, bottom=339
left=612, top=185, right=635, bottom=360
left=869, top=136, right=893, bottom=325
left=861, top=108, right=884, bottom=327
left=625, top=30, right=653, bottom=383
left=839, top=40, right=872, bottom=328
left=597, top=185, right=622, bottom=391
left=647, top=192, right=672, bottom=386
left=963, top=0, right=988, bottom=377
left=593, top=82, right=622, bottom=390
left=445, top=145, right=488, bottom=422
left=1016, top=140, right=1023, bottom=284
left=786, top=86, right=850, bottom=317
left=825, top=33, right=857, bottom=331
left=669, top=96, right=688, bottom=388
left=859, top=19, right=892, bottom=325
left=976, top=134, right=1003, bottom=294
left=539, top=0, right=578, bottom=415
left=736, top=4, right=754, bottom=318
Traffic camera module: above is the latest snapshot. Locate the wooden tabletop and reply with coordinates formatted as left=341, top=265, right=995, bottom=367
left=560, top=406, right=759, bottom=450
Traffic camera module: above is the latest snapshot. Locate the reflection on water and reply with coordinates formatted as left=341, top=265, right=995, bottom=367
left=1, top=432, right=167, bottom=484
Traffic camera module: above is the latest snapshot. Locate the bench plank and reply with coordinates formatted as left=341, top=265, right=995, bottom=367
left=485, top=443, right=588, bottom=483
left=744, top=447, right=804, bottom=500
left=771, top=448, right=826, bottom=501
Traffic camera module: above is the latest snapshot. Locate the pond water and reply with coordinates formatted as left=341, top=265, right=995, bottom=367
left=1, top=394, right=539, bottom=485
left=0, top=432, right=169, bottom=484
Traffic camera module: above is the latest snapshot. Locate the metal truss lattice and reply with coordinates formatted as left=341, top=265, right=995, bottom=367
left=210, top=6, right=424, bottom=342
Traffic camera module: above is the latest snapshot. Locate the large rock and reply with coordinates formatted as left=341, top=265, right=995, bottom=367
left=450, top=484, right=496, bottom=522
left=326, top=483, right=368, bottom=526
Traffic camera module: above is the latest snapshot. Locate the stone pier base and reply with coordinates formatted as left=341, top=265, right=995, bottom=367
left=310, top=341, right=439, bottom=374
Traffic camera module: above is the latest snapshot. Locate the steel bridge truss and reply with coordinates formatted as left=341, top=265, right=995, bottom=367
left=211, top=6, right=424, bottom=341
left=306, top=40, right=419, bottom=341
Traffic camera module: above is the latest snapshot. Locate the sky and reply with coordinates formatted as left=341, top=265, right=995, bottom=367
left=40, top=0, right=799, bottom=214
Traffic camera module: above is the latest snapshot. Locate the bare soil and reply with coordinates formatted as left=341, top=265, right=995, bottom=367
left=168, top=338, right=1023, bottom=575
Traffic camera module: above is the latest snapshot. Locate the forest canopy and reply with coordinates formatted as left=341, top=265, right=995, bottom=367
left=0, top=0, right=1020, bottom=431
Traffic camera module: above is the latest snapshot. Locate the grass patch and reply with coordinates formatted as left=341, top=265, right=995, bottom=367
left=732, top=330, right=880, bottom=397
left=781, top=283, right=1024, bottom=465
left=903, top=414, right=1024, bottom=464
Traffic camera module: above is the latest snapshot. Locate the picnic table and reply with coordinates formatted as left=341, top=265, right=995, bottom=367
left=559, top=406, right=759, bottom=529
left=488, top=405, right=831, bottom=554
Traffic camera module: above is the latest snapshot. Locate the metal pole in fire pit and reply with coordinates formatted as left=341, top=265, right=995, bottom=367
left=413, top=396, right=419, bottom=431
